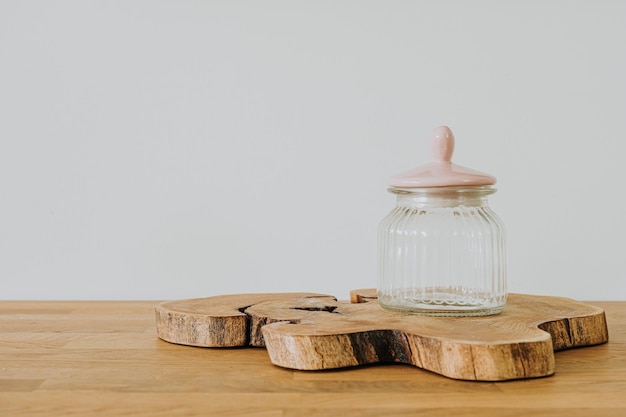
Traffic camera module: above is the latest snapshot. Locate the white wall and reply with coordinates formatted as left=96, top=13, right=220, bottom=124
left=1, top=1, right=624, bottom=301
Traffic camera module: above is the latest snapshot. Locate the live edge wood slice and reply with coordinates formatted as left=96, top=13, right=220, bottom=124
left=155, top=290, right=609, bottom=381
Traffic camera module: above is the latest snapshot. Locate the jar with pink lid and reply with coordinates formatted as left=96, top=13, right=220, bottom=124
left=378, top=126, right=507, bottom=316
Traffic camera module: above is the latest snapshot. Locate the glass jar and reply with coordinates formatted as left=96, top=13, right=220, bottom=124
left=377, top=126, right=507, bottom=316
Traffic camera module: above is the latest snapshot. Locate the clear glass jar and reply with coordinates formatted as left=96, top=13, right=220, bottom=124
left=377, top=126, right=507, bottom=316
left=378, top=186, right=507, bottom=316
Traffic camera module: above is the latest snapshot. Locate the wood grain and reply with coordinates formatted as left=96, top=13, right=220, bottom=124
left=1, top=300, right=624, bottom=416
left=155, top=291, right=608, bottom=381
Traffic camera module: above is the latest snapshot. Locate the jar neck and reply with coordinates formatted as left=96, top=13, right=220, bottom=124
left=389, top=186, right=496, bottom=208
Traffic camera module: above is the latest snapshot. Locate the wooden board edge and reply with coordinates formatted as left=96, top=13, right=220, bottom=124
left=261, top=324, right=556, bottom=381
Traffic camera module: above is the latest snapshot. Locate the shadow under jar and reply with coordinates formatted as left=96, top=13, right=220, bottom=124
left=378, top=126, right=507, bottom=316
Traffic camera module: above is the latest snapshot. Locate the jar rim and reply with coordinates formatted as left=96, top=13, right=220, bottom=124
left=388, top=185, right=496, bottom=197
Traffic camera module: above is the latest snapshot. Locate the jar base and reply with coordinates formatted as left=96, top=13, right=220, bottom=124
left=378, top=291, right=506, bottom=317
left=379, top=302, right=505, bottom=317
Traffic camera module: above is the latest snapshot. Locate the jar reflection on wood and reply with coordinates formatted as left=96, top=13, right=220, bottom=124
left=377, top=127, right=507, bottom=316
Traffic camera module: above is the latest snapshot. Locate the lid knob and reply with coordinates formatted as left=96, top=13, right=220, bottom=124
left=431, top=126, right=455, bottom=163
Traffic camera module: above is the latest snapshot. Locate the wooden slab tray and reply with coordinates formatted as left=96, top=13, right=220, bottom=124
left=155, top=290, right=608, bottom=381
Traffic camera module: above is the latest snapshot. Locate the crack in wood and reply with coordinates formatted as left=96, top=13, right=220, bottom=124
left=292, top=306, right=338, bottom=313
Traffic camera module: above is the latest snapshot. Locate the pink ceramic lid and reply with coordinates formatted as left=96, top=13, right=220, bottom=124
left=389, top=126, right=496, bottom=188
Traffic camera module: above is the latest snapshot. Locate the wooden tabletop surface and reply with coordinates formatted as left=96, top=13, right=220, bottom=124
left=1, top=300, right=624, bottom=416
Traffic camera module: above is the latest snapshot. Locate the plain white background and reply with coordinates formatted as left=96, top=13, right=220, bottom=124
left=1, top=1, right=624, bottom=301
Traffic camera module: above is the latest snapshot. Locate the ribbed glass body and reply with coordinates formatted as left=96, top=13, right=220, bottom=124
left=377, top=186, right=507, bottom=316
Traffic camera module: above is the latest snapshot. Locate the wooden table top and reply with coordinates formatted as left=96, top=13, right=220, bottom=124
left=1, top=300, right=624, bottom=416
